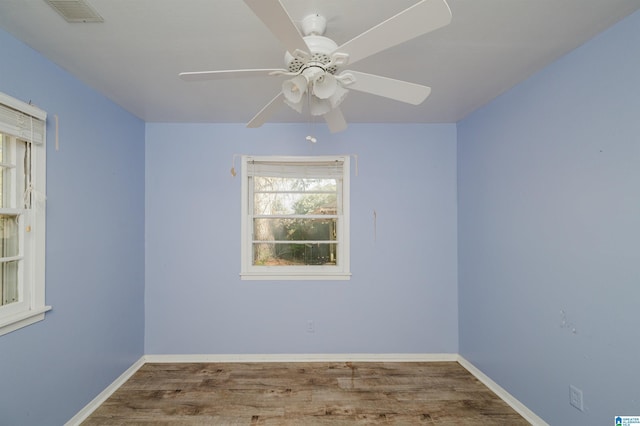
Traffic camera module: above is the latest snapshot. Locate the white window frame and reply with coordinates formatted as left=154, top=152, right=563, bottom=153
left=0, top=92, right=49, bottom=336
left=241, top=155, right=351, bottom=281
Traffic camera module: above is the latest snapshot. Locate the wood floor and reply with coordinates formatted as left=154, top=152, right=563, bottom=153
left=82, top=361, right=530, bottom=425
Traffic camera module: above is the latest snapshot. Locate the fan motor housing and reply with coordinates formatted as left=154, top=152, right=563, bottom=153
left=285, top=35, right=339, bottom=74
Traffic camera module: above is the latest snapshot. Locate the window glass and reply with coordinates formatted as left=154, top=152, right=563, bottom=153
left=1, top=260, right=18, bottom=306
left=0, top=135, right=19, bottom=308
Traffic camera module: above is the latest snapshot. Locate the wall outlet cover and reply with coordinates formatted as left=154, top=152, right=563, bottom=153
left=570, top=385, right=584, bottom=411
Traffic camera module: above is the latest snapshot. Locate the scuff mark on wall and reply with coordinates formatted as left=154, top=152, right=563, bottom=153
left=560, top=309, right=578, bottom=334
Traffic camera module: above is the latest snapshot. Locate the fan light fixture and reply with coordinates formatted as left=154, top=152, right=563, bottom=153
left=282, top=66, right=348, bottom=116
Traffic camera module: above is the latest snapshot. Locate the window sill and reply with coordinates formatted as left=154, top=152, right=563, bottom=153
left=0, top=306, right=51, bottom=337
left=241, top=272, right=351, bottom=281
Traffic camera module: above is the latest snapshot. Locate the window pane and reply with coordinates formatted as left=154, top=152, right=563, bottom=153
left=254, top=192, right=337, bottom=216
left=253, top=177, right=337, bottom=217
left=254, top=218, right=337, bottom=242
left=0, top=214, right=19, bottom=257
left=253, top=243, right=337, bottom=266
left=254, top=177, right=336, bottom=193
left=0, top=260, right=18, bottom=306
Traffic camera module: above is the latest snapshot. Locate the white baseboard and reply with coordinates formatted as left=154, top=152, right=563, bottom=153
left=456, top=355, right=549, bottom=426
left=66, top=353, right=547, bottom=425
left=64, top=356, right=146, bottom=426
left=143, top=353, right=459, bottom=363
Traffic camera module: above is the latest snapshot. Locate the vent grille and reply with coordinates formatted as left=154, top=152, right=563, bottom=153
left=44, top=0, right=104, bottom=23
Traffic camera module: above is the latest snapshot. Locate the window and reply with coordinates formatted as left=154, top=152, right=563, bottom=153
left=0, top=92, right=48, bottom=336
left=241, top=155, right=350, bottom=280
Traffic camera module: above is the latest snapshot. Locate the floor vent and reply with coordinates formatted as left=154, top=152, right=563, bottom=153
left=44, top=0, right=104, bottom=23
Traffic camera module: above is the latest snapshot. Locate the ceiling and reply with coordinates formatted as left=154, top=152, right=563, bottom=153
left=1, top=0, right=638, bottom=125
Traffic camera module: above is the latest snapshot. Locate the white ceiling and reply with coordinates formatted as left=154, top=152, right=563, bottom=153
left=1, top=0, right=638, bottom=125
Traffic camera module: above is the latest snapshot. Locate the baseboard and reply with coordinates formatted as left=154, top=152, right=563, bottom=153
left=66, top=353, right=547, bottom=425
left=144, top=353, right=459, bottom=363
left=64, top=356, right=146, bottom=426
left=456, top=355, right=549, bottom=426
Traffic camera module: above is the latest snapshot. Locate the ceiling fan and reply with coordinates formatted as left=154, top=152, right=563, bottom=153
left=179, top=0, right=452, bottom=133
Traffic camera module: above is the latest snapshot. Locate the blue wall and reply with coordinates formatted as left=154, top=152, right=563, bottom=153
left=458, top=10, right=640, bottom=426
left=145, top=123, right=459, bottom=355
left=0, top=30, right=145, bottom=425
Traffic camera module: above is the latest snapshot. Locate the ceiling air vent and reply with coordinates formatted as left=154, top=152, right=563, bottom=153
left=44, top=0, right=104, bottom=23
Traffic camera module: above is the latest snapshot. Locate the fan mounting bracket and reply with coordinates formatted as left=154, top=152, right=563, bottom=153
left=301, top=14, right=327, bottom=36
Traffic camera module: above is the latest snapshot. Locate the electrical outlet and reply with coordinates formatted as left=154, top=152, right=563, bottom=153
left=306, top=320, right=315, bottom=333
left=570, top=385, right=584, bottom=411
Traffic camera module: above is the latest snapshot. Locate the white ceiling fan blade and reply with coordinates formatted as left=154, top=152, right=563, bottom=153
left=334, top=0, right=452, bottom=66
left=244, top=0, right=309, bottom=56
left=323, top=108, right=348, bottom=133
left=247, top=92, right=285, bottom=128
left=342, top=70, right=431, bottom=105
left=179, top=69, right=286, bottom=82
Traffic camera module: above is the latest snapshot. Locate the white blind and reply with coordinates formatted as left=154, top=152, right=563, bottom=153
left=246, top=156, right=344, bottom=179
left=0, top=92, right=46, bottom=145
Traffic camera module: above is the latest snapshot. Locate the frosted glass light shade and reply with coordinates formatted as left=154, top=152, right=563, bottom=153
left=309, top=97, right=331, bottom=116
left=282, top=75, right=307, bottom=103
left=329, top=84, right=349, bottom=108
left=312, top=74, right=337, bottom=99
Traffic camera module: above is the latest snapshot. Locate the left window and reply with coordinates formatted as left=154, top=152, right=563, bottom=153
left=0, top=92, right=49, bottom=336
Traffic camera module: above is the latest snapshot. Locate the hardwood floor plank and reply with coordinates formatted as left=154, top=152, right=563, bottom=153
left=82, top=362, right=530, bottom=425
